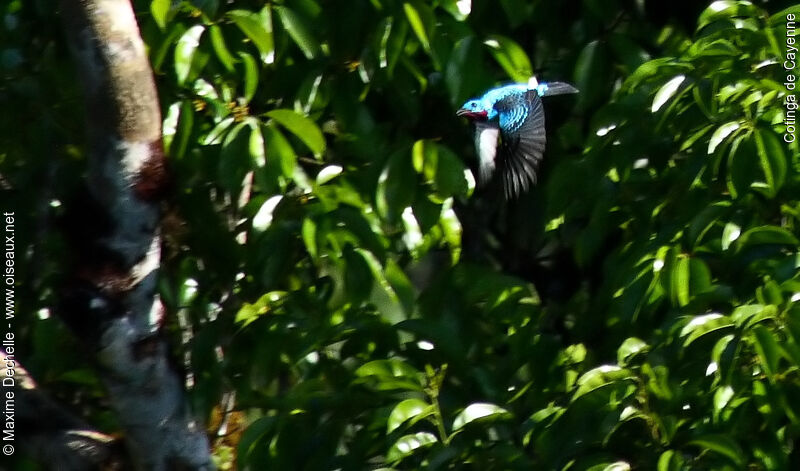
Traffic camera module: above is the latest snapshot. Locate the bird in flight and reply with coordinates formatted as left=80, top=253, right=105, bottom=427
left=457, top=77, right=578, bottom=199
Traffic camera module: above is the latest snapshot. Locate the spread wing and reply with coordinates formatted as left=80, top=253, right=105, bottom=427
left=495, top=90, right=546, bottom=199
left=539, top=81, right=579, bottom=97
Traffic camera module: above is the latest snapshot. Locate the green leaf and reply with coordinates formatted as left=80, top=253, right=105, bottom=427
left=721, top=222, right=741, bottom=250
left=732, top=304, right=777, bottom=329
left=412, top=139, right=436, bottom=177
left=572, top=366, right=635, bottom=400
left=698, top=0, right=759, bottom=31
left=302, top=217, right=317, bottom=260
left=688, top=258, right=711, bottom=295
left=174, top=24, right=206, bottom=85
left=669, top=254, right=690, bottom=306
left=574, top=40, right=610, bottom=107
left=355, top=360, right=423, bottom=391
left=384, top=16, right=408, bottom=75
left=735, top=226, right=799, bottom=251
left=355, top=247, right=401, bottom=305
left=707, top=121, right=740, bottom=154
left=237, top=417, right=276, bottom=462
left=203, top=117, right=235, bottom=146
left=235, top=291, right=286, bottom=326
left=252, top=195, right=283, bottom=232
left=680, top=313, right=733, bottom=347
left=753, top=129, right=787, bottom=197
left=228, top=8, right=274, bottom=64
left=617, top=338, right=648, bottom=366
left=266, top=109, right=326, bottom=156
left=752, top=325, right=781, bottom=378
left=688, top=434, right=745, bottom=466
left=248, top=119, right=266, bottom=167
left=687, top=201, right=731, bottom=247
left=439, top=199, right=463, bottom=263
left=600, top=463, right=631, bottom=471
left=440, top=0, right=472, bottom=21
left=713, top=385, right=734, bottom=413
left=387, top=399, right=433, bottom=434
left=385, top=258, right=415, bottom=315
left=452, top=403, right=511, bottom=430
left=163, top=101, right=194, bottom=159
left=651, top=75, right=686, bottom=112
left=377, top=150, right=416, bottom=222
left=387, top=432, right=437, bottom=462
left=209, top=25, right=235, bottom=72
left=433, top=146, right=468, bottom=197
left=725, top=134, right=755, bottom=199
left=316, top=165, right=343, bottom=186
left=403, top=2, right=434, bottom=53
left=262, top=124, right=297, bottom=179
left=239, top=52, right=259, bottom=103
left=275, top=6, right=321, bottom=59
left=657, top=450, right=684, bottom=471
left=150, top=0, right=170, bottom=30
left=484, top=35, right=532, bottom=83
left=219, top=121, right=250, bottom=192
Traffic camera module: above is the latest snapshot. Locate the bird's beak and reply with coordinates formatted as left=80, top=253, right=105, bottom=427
left=456, top=109, right=487, bottom=119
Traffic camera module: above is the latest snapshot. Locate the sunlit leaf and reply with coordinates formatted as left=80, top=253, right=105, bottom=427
left=150, top=0, right=170, bottom=30
left=735, top=226, right=799, bottom=251
left=680, top=313, right=733, bottom=346
left=441, top=0, right=472, bottom=21
left=657, top=450, right=684, bottom=471
left=573, top=366, right=635, bottom=400
left=248, top=119, right=265, bottom=167
left=239, top=52, right=259, bottom=102
left=698, top=0, right=759, bottom=31
left=252, top=195, right=283, bottom=232
left=275, top=6, right=321, bottom=59
left=387, top=432, right=437, bottom=462
left=484, top=35, right=532, bottom=83
left=174, top=25, right=205, bottom=85
left=387, top=399, right=433, bottom=434
left=707, top=121, right=740, bottom=154
left=262, top=124, right=297, bottom=179
left=209, top=25, right=235, bottom=72
left=403, top=2, right=433, bottom=53
left=688, top=434, right=745, bottom=466
left=721, top=222, right=741, bottom=250
left=731, top=304, right=777, bottom=328
left=651, top=75, right=686, bottom=112
left=355, top=360, right=424, bottom=391
left=753, top=129, right=787, bottom=197
left=752, top=325, right=781, bottom=378
left=316, top=165, right=343, bottom=185
left=266, top=109, right=326, bottom=156
left=617, top=338, right=648, bottom=366
left=452, top=403, right=511, bottom=430
left=228, top=8, right=274, bottom=64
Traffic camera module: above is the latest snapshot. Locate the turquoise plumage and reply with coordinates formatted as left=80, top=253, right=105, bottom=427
left=457, top=78, right=578, bottom=199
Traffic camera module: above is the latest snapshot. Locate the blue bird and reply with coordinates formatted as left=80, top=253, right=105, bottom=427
left=457, top=77, right=578, bottom=199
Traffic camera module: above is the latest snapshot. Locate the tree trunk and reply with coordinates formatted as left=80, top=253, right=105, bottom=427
left=56, top=1, right=212, bottom=469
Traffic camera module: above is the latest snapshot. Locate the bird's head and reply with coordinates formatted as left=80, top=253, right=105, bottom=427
left=456, top=99, right=489, bottom=120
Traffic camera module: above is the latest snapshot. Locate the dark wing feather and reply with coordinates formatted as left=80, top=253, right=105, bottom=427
left=540, top=82, right=579, bottom=97
left=494, top=90, right=546, bottom=199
